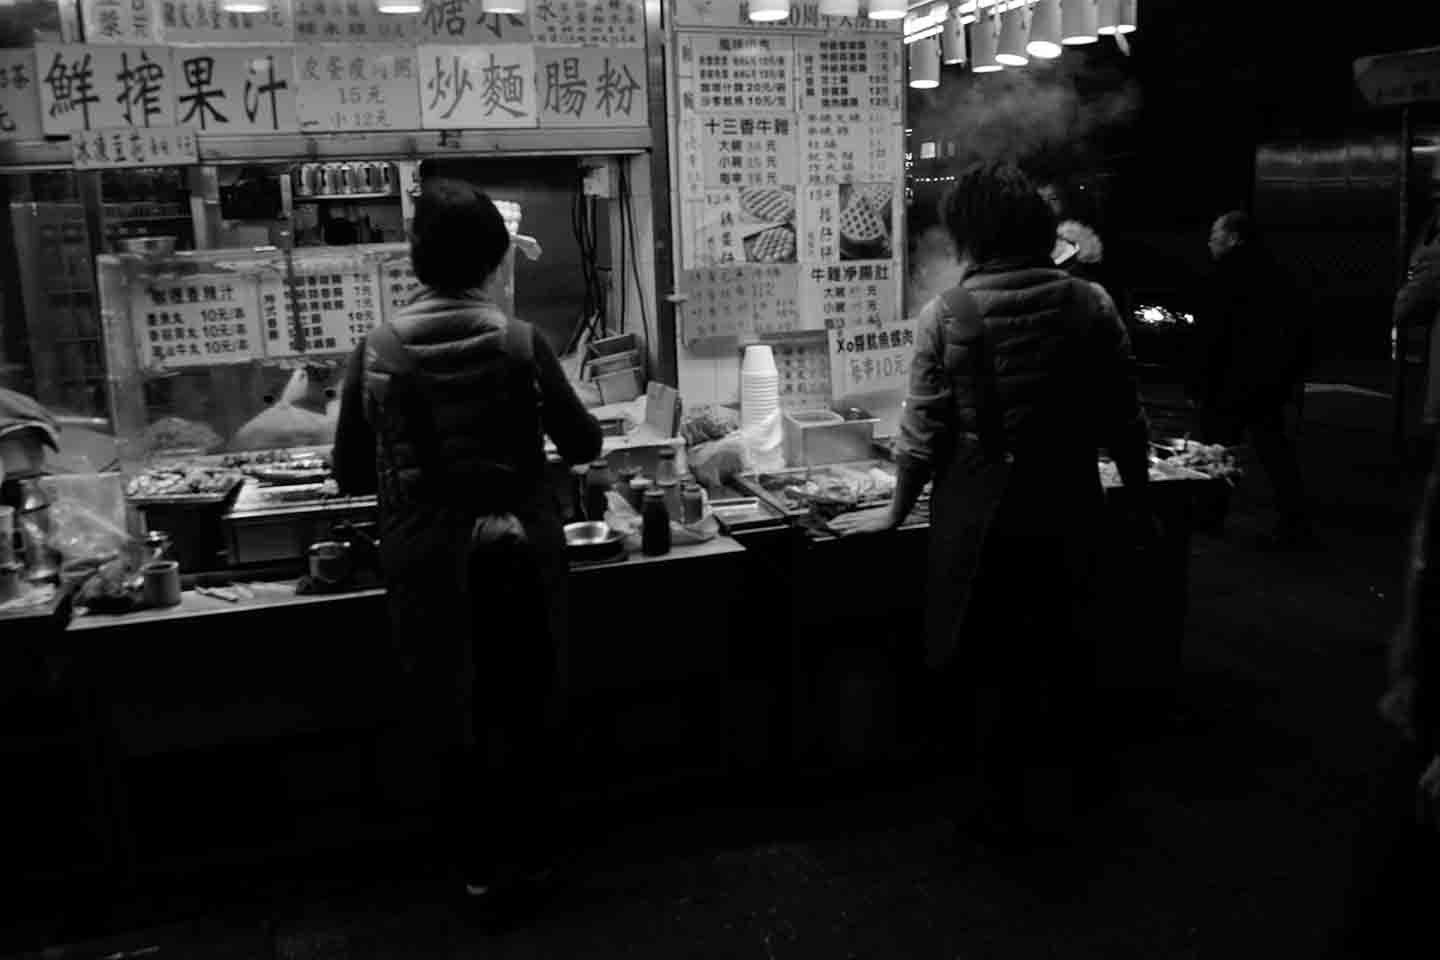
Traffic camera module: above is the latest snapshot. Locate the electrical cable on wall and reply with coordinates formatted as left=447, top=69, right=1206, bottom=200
left=567, top=170, right=606, bottom=357
left=617, top=163, right=651, bottom=372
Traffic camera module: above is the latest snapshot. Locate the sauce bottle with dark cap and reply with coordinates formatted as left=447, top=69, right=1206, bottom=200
left=641, top=488, right=671, bottom=556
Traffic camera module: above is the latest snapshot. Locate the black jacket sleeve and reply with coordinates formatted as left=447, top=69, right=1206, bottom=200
left=534, top=329, right=603, bottom=466
left=1088, top=283, right=1151, bottom=492
left=331, top=339, right=378, bottom=496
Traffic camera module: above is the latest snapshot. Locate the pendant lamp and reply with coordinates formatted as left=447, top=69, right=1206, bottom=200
left=867, top=0, right=908, bottom=21
left=970, top=11, right=1003, bottom=73
left=1026, top=0, right=1063, bottom=59
left=481, top=0, right=527, bottom=13
left=748, top=0, right=790, bottom=21
left=995, top=6, right=1029, bottom=67
left=819, top=0, right=859, bottom=16
left=375, top=0, right=422, bottom=11
left=1099, top=0, right=1136, bottom=35
left=1061, top=0, right=1099, bottom=44
left=942, top=14, right=968, bottom=65
left=223, top=0, right=269, bottom=11
left=909, top=35, right=941, bottom=89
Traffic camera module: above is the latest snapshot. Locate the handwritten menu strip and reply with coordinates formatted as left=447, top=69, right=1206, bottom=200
left=680, top=264, right=800, bottom=343
left=173, top=46, right=298, bottom=134
left=800, top=260, right=897, bottom=331
left=72, top=125, right=198, bottom=169
left=294, top=0, right=417, bottom=42
left=536, top=46, right=646, bottom=127
left=680, top=34, right=792, bottom=112
left=687, top=112, right=798, bottom=193
left=381, top=259, right=421, bottom=322
left=802, top=109, right=900, bottom=184
left=672, top=0, right=900, bottom=33
left=36, top=44, right=176, bottom=135
left=774, top=339, right=831, bottom=411
left=533, top=0, right=644, bottom=47
left=797, top=37, right=900, bottom=112
left=683, top=188, right=799, bottom=270
left=296, top=46, right=421, bottom=132
left=0, top=50, right=43, bottom=142
left=416, top=1, right=531, bottom=43
left=84, top=0, right=158, bottom=43
left=799, top=184, right=838, bottom=263
left=828, top=316, right=915, bottom=398
left=160, top=0, right=293, bottom=43
left=419, top=43, right=538, bottom=129
left=135, top=275, right=263, bottom=369
left=271, top=264, right=381, bottom=356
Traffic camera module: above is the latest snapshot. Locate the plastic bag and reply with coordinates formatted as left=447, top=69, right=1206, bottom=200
left=604, top=490, right=718, bottom=548
left=38, top=473, right=138, bottom=573
left=739, top=408, right=786, bottom=474
left=689, top=433, right=751, bottom=489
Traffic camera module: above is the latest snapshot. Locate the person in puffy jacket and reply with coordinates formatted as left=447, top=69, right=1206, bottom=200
left=332, top=179, right=601, bottom=912
left=832, top=163, right=1153, bottom=846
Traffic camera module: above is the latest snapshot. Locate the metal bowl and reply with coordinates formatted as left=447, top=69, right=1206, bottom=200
left=564, top=521, right=613, bottom=546
left=563, top=521, right=625, bottom=564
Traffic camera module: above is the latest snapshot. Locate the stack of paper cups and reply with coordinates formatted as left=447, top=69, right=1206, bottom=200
left=741, top=344, right=780, bottom=429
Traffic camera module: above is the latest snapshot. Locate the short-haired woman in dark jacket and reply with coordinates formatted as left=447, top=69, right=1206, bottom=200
left=332, top=179, right=602, bottom=908
left=832, top=164, right=1153, bottom=845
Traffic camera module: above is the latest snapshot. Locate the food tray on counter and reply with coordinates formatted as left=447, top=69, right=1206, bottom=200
left=125, top=468, right=245, bottom=506
left=733, top=461, right=906, bottom=519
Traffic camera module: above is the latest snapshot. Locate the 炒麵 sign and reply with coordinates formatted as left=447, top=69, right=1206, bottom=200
left=172, top=47, right=298, bottom=134
left=418, top=44, right=537, bottom=129
left=295, top=46, right=422, bottom=132
left=159, top=0, right=293, bottom=44
left=0, top=50, right=43, bottom=142
left=536, top=47, right=646, bottom=127
left=416, top=0, right=531, bottom=43
left=36, top=44, right=177, bottom=135
left=82, top=0, right=159, bottom=43
left=134, top=275, right=263, bottom=369
left=72, top=125, right=198, bottom=169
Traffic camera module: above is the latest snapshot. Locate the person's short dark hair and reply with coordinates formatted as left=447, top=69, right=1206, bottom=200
left=411, top=178, right=511, bottom=293
left=940, top=163, right=1056, bottom=265
left=1215, top=210, right=1255, bottom=246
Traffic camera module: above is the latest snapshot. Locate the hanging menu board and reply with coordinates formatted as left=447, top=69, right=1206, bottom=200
left=295, top=46, right=422, bottom=132
left=0, top=50, right=43, bottom=142
left=133, top=274, right=263, bottom=369
left=679, top=264, right=801, bottom=344
left=36, top=44, right=177, bottom=135
left=533, top=0, right=644, bottom=47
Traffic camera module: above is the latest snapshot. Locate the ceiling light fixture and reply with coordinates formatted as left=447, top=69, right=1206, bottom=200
left=1061, top=0, right=1099, bottom=44
left=223, top=0, right=270, bottom=12
left=909, top=34, right=941, bottom=89
left=1098, top=0, right=1136, bottom=35
left=970, top=9, right=1004, bottom=73
left=995, top=5, right=1030, bottom=67
left=867, top=0, right=908, bottom=21
left=748, top=0, right=790, bottom=21
left=1026, top=0, right=1063, bottom=59
left=942, top=13, right=968, bottom=65
left=480, top=0, right=527, bottom=13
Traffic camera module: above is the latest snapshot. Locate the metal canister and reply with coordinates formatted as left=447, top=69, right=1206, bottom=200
left=337, top=162, right=357, bottom=195
left=376, top=163, right=395, bottom=194
left=320, top=163, right=342, bottom=197
left=356, top=162, right=377, bottom=194
left=296, top=163, right=319, bottom=197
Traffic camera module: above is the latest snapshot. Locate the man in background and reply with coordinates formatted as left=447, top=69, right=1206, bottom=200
left=1195, top=210, right=1316, bottom=549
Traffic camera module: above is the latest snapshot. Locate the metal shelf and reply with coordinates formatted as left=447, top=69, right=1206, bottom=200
left=293, top=192, right=398, bottom=203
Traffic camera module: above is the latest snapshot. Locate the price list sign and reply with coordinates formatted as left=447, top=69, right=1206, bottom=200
left=72, top=125, right=198, bottom=169
left=828, top=317, right=915, bottom=398
left=680, top=34, right=792, bottom=112
left=419, top=44, right=538, bottom=129
left=276, top=265, right=382, bottom=356
left=802, top=109, right=900, bottom=184
left=296, top=47, right=422, bottom=132
left=689, top=113, right=799, bottom=192
left=173, top=47, right=299, bottom=134
left=797, top=37, right=900, bottom=112
left=294, top=0, right=417, bottom=42
left=799, top=185, right=838, bottom=263
left=417, top=0, right=531, bottom=43
left=382, top=259, right=422, bottom=321
left=160, top=0, right=293, bottom=43
left=0, top=51, right=43, bottom=142
left=536, top=47, right=646, bottom=127
left=134, top=275, right=262, bottom=369
left=774, top=340, right=831, bottom=410
left=36, top=44, right=177, bottom=135
left=800, top=261, right=898, bottom=330
left=533, top=0, right=644, bottom=46
left=679, top=264, right=800, bottom=343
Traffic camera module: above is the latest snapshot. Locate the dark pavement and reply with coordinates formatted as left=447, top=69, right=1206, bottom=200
left=9, top=387, right=1425, bottom=959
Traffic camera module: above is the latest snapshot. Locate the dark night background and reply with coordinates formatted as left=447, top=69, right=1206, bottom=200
left=908, top=1, right=1440, bottom=387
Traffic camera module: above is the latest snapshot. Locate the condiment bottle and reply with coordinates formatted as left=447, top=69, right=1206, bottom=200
left=585, top=458, right=612, bottom=522
left=641, top=488, right=671, bottom=556
left=655, top=446, right=678, bottom=487
left=628, top=475, right=652, bottom=511
left=657, top=479, right=681, bottom=523
left=615, top=466, right=642, bottom=510
left=681, top=481, right=705, bottom=526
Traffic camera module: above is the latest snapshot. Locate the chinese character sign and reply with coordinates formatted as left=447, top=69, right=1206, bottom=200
left=532, top=0, right=643, bottom=47
left=802, top=109, right=899, bottom=184
left=679, top=264, right=800, bottom=343
left=689, top=113, right=798, bottom=193
left=673, top=0, right=900, bottom=32
left=174, top=47, right=298, bottom=134
left=37, top=44, right=176, bottom=135
left=83, top=0, right=159, bottom=43
left=293, top=0, right=417, bottom=42
left=159, top=0, right=293, bottom=43
left=417, top=0, right=531, bottom=43
left=536, top=47, right=646, bottom=127
left=798, top=37, right=900, bottom=112
left=800, top=261, right=898, bottom=332
left=827, top=314, right=915, bottom=399
left=418, top=44, right=537, bottom=129
left=0, top=50, right=43, bottom=142
left=271, top=262, right=380, bottom=357
left=681, top=34, right=792, bottom=112
left=296, top=47, right=421, bottom=132
left=72, top=125, right=198, bottom=169
left=132, top=275, right=264, bottom=369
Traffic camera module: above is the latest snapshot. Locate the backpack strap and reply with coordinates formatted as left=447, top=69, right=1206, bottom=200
left=938, top=282, right=1008, bottom=466
left=365, top=322, right=449, bottom=492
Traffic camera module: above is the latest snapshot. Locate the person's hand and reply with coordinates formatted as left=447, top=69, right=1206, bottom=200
left=1417, top=755, right=1440, bottom=829
left=828, top=507, right=901, bottom=537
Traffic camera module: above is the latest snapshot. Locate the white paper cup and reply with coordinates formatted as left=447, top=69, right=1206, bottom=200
left=741, top=345, right=777, bottom=375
